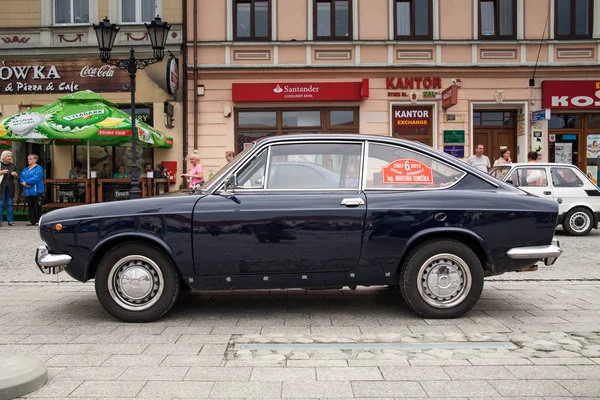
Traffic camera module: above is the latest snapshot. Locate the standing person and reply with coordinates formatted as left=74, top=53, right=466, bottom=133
left=181, top=153, right=203, bottom=188
left=20, top=154, right=44, bottom=226
left=467, top=144, right=491, bottom=172
left=0, top=151, right=18, bottom=227
left=225, top=151, right=235, bottom=163
left=493, top=149, right=512, bottom=166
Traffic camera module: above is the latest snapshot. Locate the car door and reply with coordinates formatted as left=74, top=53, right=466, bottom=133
left=191, top=141, right=366, bottom=277
left=509, top=166, right=552, bottom=200
left=360, top=141, right=469, bottom=276
left=550, top=166, right=586, bottom=215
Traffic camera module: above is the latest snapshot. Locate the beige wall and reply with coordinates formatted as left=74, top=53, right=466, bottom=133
left=0, top=0, right=41, bottom=28
left=439, top=0, right=473, bottom=40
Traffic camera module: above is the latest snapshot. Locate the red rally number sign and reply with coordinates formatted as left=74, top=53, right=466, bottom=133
left=382, top=159, right=433, bottom=184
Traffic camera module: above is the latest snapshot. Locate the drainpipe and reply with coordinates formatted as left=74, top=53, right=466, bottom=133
left=182, top=0, right=189, bottom=175
left=193, top=0, right=199, bottom=151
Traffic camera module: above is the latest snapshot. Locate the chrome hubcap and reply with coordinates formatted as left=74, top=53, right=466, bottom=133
left=569, top=212, right=590, bottom=233
left=417, top=253, right=472, bottom=309
left=108, top=255, right=164, bottom=311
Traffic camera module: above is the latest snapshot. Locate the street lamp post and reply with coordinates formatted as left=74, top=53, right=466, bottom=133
left=93, top=17, right=171, bottom=199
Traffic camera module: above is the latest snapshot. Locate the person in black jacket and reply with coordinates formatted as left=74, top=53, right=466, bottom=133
left=0, top=150, right=18, bottom=227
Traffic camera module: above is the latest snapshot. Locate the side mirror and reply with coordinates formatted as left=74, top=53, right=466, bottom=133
left=225, top=174, right=238, bottom=189
left=506, top=179, right=514, bottom=186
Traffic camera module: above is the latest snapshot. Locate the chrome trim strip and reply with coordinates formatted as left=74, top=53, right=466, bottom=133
left=506, top=244, right=563, bottom=260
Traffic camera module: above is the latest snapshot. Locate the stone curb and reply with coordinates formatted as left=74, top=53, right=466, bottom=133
left=0, top=355, right=48, bottom=400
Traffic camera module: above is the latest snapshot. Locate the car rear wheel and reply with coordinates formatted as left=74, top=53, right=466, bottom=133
left=562, top=207, right=593, bottom=236
left=399, top=239, right=484, bottom=319
left=95, top=242, right=180, bottom=322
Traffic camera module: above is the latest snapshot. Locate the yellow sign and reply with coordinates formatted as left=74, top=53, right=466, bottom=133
left=596, top=82, right=600, bottom=89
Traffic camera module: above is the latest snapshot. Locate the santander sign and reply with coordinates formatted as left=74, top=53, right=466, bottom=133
left=232, top=81, right=368, bottom=102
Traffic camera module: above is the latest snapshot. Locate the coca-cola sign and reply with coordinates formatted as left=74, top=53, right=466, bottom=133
left=0, top=60, right=128, bottom=95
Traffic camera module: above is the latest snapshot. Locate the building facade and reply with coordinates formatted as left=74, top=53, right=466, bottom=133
left=0, top=0, right=184, bottom=186
left=186, top=0, right=600, bottom=181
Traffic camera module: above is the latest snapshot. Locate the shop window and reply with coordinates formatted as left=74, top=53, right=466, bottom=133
left=549, top=114, right=582, bottom=129
left=314, top=0, right=352, bottom=40
left=395, top=0, right=432, bottom=40
left=479, top=0, right=516, bottom=39
left=555, top=0, right=592, bottom=39
left=365, top=142, right=464, bottom=190
left=587, top=114, right=600, bottom=129
left=267, top=143, right=361, bottom=189
left=282, top=111, right=321, bottom=127
left=234, top=0, right=270, bottom=40
left=121, top=0, right=156, bottom=23
left=330, top=110, right=355, bottom=126
left=235, top=108, right=359, bottom=153
left=238, top=111, right=277, bottom=128
left=54, top=0, right=89, bottom=24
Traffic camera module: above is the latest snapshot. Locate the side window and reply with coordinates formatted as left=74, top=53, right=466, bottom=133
left=365, top=143, right=465, bottom=189
left=266, top=142, right=361, bottom=189
left=551, top=167, right=583, bottom=187
left=512, top=168, right=548, bottom=187
left=236, top=150, right=267, bottom=189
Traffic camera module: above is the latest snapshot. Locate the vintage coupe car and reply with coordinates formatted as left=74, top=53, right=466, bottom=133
left=36, top=134, right=562, bottom=322
left=490, top=163, right=600, bottom=236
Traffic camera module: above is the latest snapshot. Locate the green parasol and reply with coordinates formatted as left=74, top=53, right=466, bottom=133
left=0, top=90, right=173, bottom=148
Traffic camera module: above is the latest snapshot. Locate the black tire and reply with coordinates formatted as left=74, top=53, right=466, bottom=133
left=95, top=242, right=180, bottom=322
left=399, top=239, right=484, bottom=319
left=562, top=207, right=593, bottom=236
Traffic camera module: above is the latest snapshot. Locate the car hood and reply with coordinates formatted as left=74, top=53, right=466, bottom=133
left=41, top=193, right=206, bottom=225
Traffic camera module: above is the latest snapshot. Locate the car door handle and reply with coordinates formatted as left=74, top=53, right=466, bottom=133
left=543, top=191, right=552, bottom=195
left=341, top=198, right=365, bottom=207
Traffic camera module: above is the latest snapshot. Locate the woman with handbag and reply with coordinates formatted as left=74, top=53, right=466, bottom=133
left=20, top=154, right=45, bottom=226
left=0, top=150, right=18, bottom=227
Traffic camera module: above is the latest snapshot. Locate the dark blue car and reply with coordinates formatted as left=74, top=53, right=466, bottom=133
left=35, top=134, right=562, bottom=322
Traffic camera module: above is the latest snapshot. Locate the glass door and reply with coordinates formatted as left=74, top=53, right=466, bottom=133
left=549, top=131, right=581, bottom=168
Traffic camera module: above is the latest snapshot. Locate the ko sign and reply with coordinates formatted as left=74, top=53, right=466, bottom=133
left=543, top=80, right=600, bottom=109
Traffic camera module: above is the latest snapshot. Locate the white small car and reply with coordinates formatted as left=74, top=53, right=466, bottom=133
left=490, top=163, right=600, bottom=236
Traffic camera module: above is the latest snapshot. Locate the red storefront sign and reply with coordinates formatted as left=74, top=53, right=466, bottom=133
left=543, top=80, right=600, bottom=109
left=382, top=159, right=433, bottom=184
left=232, top=79, right=369, bottom=102
left=386, top=77, right=442, bottom=90
left=392, top=106, right=432, bottom=136
left=441, top=85, right=458, bottom=109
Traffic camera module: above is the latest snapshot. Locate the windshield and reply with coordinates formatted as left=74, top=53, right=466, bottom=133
left=200, top=143, right=256, bottom=189
left=489, top=166, right=511, bottom=181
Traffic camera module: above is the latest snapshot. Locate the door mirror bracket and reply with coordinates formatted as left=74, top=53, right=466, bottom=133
left=220, top=174, right=238, bottom=198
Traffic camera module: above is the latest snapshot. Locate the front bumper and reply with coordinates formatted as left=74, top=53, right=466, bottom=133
left=506, top=238, right=563, bottom=266
left=35, top=246, right=71, bottom=275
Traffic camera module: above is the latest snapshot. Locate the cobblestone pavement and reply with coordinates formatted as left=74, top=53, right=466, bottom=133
left=1, top=223, right=599, bottom=399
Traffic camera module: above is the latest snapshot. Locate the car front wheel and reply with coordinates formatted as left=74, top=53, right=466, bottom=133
left=562, top=207, right=593, bottom=236
left=399, top=239, right=484, bottom=319
left=95, top=242, right=180, bottom=322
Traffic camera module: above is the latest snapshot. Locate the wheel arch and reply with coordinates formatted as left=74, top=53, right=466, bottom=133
left=400, top=228, right=492, bottom=273
left=564, top=204, right=597, bottom=223
left=86, top=233, right=178, bottom=281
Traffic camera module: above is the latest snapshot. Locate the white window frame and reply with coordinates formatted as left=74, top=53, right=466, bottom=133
left=119, top=0, right=161, bottom=24
left=52, top=0, right=93, bottom=26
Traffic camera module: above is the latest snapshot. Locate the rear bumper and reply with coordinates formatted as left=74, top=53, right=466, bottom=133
left=506, top=238, right=562, bottom=266
left=35, top=246, right=71, bottom=275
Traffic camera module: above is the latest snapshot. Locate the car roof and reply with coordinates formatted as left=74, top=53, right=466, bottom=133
left=493, top=163, right=578, bottom=168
